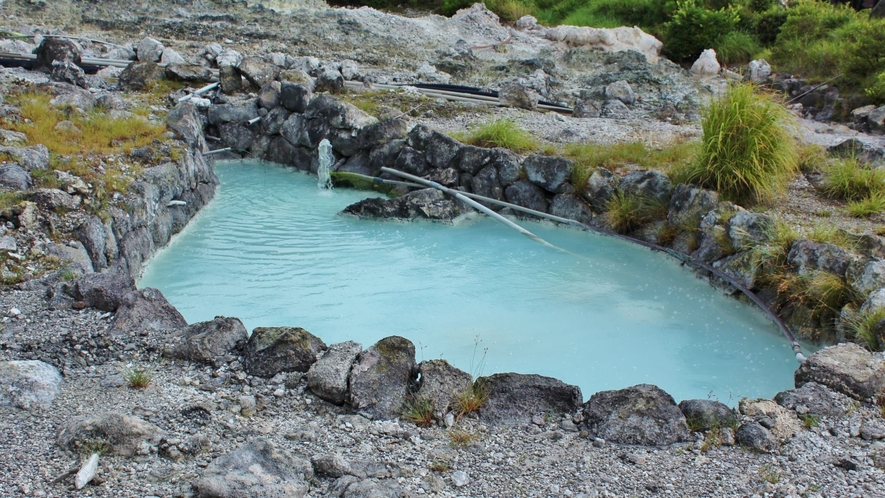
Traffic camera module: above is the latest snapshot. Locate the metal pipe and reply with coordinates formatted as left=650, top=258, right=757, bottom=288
left=178, top=82, right=220, bottom=103
left=247, top=116, right=262, bottom=125
left=381, top=167, right=557, bottom=249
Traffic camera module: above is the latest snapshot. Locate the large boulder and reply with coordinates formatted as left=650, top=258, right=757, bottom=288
left=415, top=359, right=472, bottom=421
left=0, top=163, right=32, bottom=190
left=581, top=167, right=618, bottom=211
left=118, top=62, right=164, bottom=91
left=424, top=131, right=462, bottom=169
left=69, top=272, right=136, bottom=312
left=787, top=240, right=854, bottom=277
left=550, top=193, right=594, bottom=225
left=795, top=343, right=885, bottom=401
left=207, top=100, right=259, bottom=126
left=667, top=184, right=718, bottom=227
left=349, top=336, right=417, bottom=420
left=34, top=37, right=82, bottom=71
left=847, top=259, right=885, bottom=295
left=167, top=102, right=208, bottom=151
left=342, top=188, right=465, bottom=222
left=165, top=317, right=248, bottom=367
left=359, top=119, right=409, bottom=150
left=75, top=216, right=109, bottom=271
left=108, top=288, right=188, bottom=337
left=135, top=37, right=164, bottom=63
left=165, top=63, right=215, bottom=83
left=0, top=360, right=63, bottom=410
left=478, top=373, right=582, bottom=426
left=774, top=382, right=840, bottom=418
left=678, top=399, right=736, bottom=431
left=237, top=56, right=279, bottom=88
left=307, top=341, right=362, bottom=405
left=193, top=440, right=312, bottom=498
left=727, top=211, right=772, bottom=251
left=619, top=170, right=672, bottom=202
left=523, top=155, right=573, bottom=194
left=280, top=82, right=312, bottom=113
left=582, top=384, right=690, bottom=446
left=58, top=413, right=164, bottom=457
left=242, top=327, right=327, bottom=378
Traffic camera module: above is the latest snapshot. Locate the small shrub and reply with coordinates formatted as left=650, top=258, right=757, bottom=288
left=75, top=438, right=111, bottom=456
left=0, top=191, right=25, bottom=211
left=681, top=83, right=797, bottom=206
left=866, top=71, right=885, bottom=105
left=715, top=30, right=762, bottom=65
left=820, top=157, right=885, bottom=202
left=455, top=379, right=489, bottom=419
left=122, top=365, right=153, bottom=389
left=663, top=0, right=741, bottom=63
left=429, top=460, right=451, bottom=472
left=795, top=143, right=829, bottom=173
left=400, top=396, right=435, bottom=427
left=700, top=427, right=723, bottom=453
left=604, top=191, right=669, bottom=234
left=759, top=464, right=781, bottom=484
left=454, top=119, right=539, bottom=153
left=847, top=308, right=885, bottom=352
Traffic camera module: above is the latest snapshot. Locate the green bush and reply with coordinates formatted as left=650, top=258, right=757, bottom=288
left=663, top=0, right=741, bottom=63
left=867, top=71, right=885, bottom=104
left=820, top=156, right=885, bottom=202
left=679, top=83, right=798, bottom=205
left=770, top=1, right=858, bottom=82
left=715, top=30, right=762, bottom=64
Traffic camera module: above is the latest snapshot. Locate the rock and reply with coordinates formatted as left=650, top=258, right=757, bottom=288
left=620, top=170, right=673, bottom=202
left=0, top=145, right=50, bottom=171
left=307, top=341, right=363, bottom=405
left=34, top=37, right=82, bottom=71
left=727, top=211, right=772, bottom=251
left=219, top=66, right=243, bottom=94
left=216, top=48, right=243, bottom=68
left=165, top=317, right=248, bottom=367
left=872, top=0, right=885, bottom=19
left=424, top=131, right=462, bottom=170
left=786, top=240, right=853, bottom=277
left=208, top=100, right=259, bottom=125
left=359, top=119, right=408, bottom=150
left=335, top=477, right=400, bottom=498
left=69, top=272, right=135, bottom=312
left=165, top=63, right=214, bottom=83
left=43, top=241, right=93, bottom=275
left=238, top=56, right=278, bottom=88
left=869, top=106, right=885, bottom=134
left=848, top=259, right=885, bottom=295
left=0, top=360, right=63, bottom=410
left=314, top=67, right=345, bottom=94
left=305, top=96, right=376, bottom=130
left=862, top=287, right=885, bottom=314
left=193, top=440, right=312, bottom=498
left=735, top=422, right=779, bottom=453
left=738, top=399, right=801, bottom=441
left=74, top=453, right=99, bottom=490
left=75, top=215, right=108, bottom=271
left=118, top=62, right=163, bottom=91
left=50, top=60, right=88, bottom=88
left=690, top=49, right=720, bottom=78
left=243, top=327, right=327, bottom=378
left=862, top=419, right=885, bottom=440
left=415, top=359, right=472, bottom=421
left=678, top=399, right=736, bottom=431
left=160, top=47, right=185, bottom=65
left=550, top=193, right=593, bottom=225
left=258, top=81, right=282, bottom=109
left=342, top=188, right=465, bottom=221
left=774, top=382, right=839, bottom=418
left=394, top=146, right=431, bottom=177
left=523, top=155, right=573, bottom=193
left=339, top=59, right=359, bottom=80
left=601, top=99, right=631, bottom=118
left=471, top=165, right=503, bottom=200
left=582, top=384, right=690, bottom=446
left=746, top=59, right=771, bottom=82
left=543, top=25, right=662, bottom=63
left=349, top=336, right=417, bottom=420
left=582, top=167, right=618, bottom=211
left=451, top=470, right=469, bottom=487
left=166, top=102, right=207, bottom=151
left=311, top=454, right=352, bottom=478
left=504, top=180, right=548, bottom=214
left=573, top=99, right=601, bottom=118
left=58, top=413, right=164, bottom=457
left=604, top=80, right=635, bottom=106
left=135, top=37, right=164, bottom=63
left=667, top=184, right=718, bottom=227
left=280, top=82, right=312, bottom=113
left=109, top=288, right=188, bottom=337
left=795, top=343, right=885, bottom=401
left=0, top=163, right=31, bottom=190
left=29, top=188, right=79, bottom=211
left=498, top=81, right=539, bottom=110
left=0, top=236, right=16, bottom=252
left=478, top=373, right=582, bottom=426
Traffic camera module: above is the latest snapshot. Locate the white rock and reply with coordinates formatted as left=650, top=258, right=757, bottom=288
left=0, top=360, right=63, bottom=409
left=136, top=37, right=164, bottom=63
left=543, top=25, right=662, bottom=64
left=216, top=48, right=243, bottom=68
left=515, top=15, right=539, bottom=31
left=160, top=48, right=185, bottom=65
left=451, top=470, right=469, bottom=487
left=746, top=59, right=771, bottom=82
left=691, top=49, right=720, bottom=78
left=74, top=454, right=99, bottom=489
left=339, top=59, right=359, bottom=80
left=0, top=236, right=16, bottom=252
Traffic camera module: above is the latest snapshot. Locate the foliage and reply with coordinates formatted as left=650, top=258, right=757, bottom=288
left=453, top=119, right=539, bottom=153
left=867, top=71, right=885, bottom=104
left=714, top=30, right=761, bottom=65
left=795, top=143, right=829, bottom=173
left=819, top=156, right=885, bottom=217
left=799, top=413, right=821, bottom=428
left=846, top=193, right=885, bottom=219
left=604, top=191, right=669, bottom=234
left=663, top=0, right=741, bottom=63
left=455, top=379, right=489, bottom=419
left=847, top=308, right=885, bottom=352
left=121, top=364, right=154, bottom=389
left=400, top=395, right=435, bottom=427
left=447, top=428, right=477, bottom=448
left=566, top=140, right=698, bottom=190
left=679, top=83, right=797, bottom=206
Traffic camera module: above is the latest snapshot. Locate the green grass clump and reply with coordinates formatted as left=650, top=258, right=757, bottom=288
left=848, top=308, right=885, bottom=352
left=565, top=140, right=698, bottom=190
left=846, top=194, right=885, bottom=219
left=454, top=119, right=539, bottom=153
left=454, top=379, right=489, bottom=419
left=0, top=191, right=25, bottom=211
left=121, top=365, right=154, bottom=389
left=715, top=30, right=762, bottom=65
left=820, top=157, right=885, bottom=202
left=604, top=191, right=669, bottom=234
left=400, top=395, right=435, bottom=427
left=676, top=83, right=797, bottom=206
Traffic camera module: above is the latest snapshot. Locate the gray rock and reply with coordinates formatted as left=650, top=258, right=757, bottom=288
left=339, top=59, right=359, bottom=80
left=746, top=59, right=771, bottom=82
left=457, top=145, right=496, bottom=176
left=76, top=216, right=108, bottom=271
left=504, top=180, right=548, bottom=214
left=238, top=56, right=278, bottom=88
left=359, top=119, right=408, bottom=150
left=118, top=62, right=164, bottom=91
left=366, top=140, right=405, bottom=176
left=260, top=107, right=290, bottom=136
left=862, top=287, right=885, bottom=314
left=315, top=68, right=345, bottom=94
left=280, top=82, right=312, bottom=113
left=216, top=48, right=243, bottom=68
left=0, top=236, right=16, bottom=252
left=428, top=167, right=460, bottom=187
left=44, top=241, right=93, bottom=275
left=583, top=384, right=690, bottom=446
left=667, top=184, right=718, bottom=227
left=58, top=413, right=164, bottom=457
left=573, top=99, right=601, bottom=118
left=775, top=382, right=839, bottom=418
left=307, top=341, right=362, bottom=405
left=869, top=106, right=885, bottom=134
left=550, top=193, right=593, bottom=225
left=166, top=102, right=207, bottom=151
left=795, top=343, right=885, bottom=401
left=116, top=227, right=155, bottom=279
left=50, top=60, right=87, bottom=88
left=0, top=360, right=62, bottom=410
left=492, top=148, right=522, bottom=185
left=523, top=155, right=573, bottom=193
left=135, top=37, right=164, bottom=63
left=0, top=163, right=31, bottom=190
left=478, top=373, right=582, bottom=426
left=165, top=63, right=214, bottom=83
left=424, top=131, right=462, bottom=169
left=160, top=47, right=185, bottom=65
left=861, top=419, right=885, bottom=440
left=471, top=165, right=503, bottom=200
left=582, top=167, right=618, bottom=211
left=605, top=80, right=635, bottom=106
left=415, top=359, right=472, bottom=421
left=193, top=440, right=311, bottom=498
left=165, top=317, right=248, bottom=367
left=312, top=453, right=353, bottom=478
left=735, top=422, right=779, bottom=453
left=451, top=470, right=470, bottom=487
left=394, top=146, right=431, bottom=177
left=0, top=145, right=50, bottom=171
left=728, top=211, right=772, bottom=251
left=848, top=259, right=885, bottom=295
left=243, top=327, right=327, bottom=378
left=266, top=137, right=312, bottom=169
left=620, top=170, right=672, bottom=202
left=872, top=0, right=885, bottom=19
left=69, top=272, right=135, bottom=312
left=787, top=240, right=854, bottom=277
left=678, top=399, right=737, bottom=431
left=499, top=81, right=539, bottom=110
left=349, top=336, right=417, bottom=420
left=305, top=96, right=376, bottom=130
left=336, top=477, right=400, bottom=498
left=219, top=66, right=243, bottom=94
left=342, top=188, right=465, bottom=221
left=219, top=122, right=255, bottom=150
left=601, top=99, right=631, bottom=118
left=258, top=81, right=282, bottom=110
left=29, top=188, right=79, bottom=211
left=34, top=37, right=82, bottom=71
left=207, top=100, right=259, bottom=126
left=109, top=288, right=188, bottom=337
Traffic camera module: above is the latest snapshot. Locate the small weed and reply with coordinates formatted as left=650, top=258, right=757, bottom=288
left=566, top=141, right=697, bottom=184
left=799, top=413, right=821, bottom=429
left=59, top=265, right=78, bottom=282
left=604, top=191, right=669, bottom=234
left=796, top=143, right=829, bottom=173
left=429, top=460, right=451, bottom=472
left=76, top=439, right=111, bottom=456
left=846, top=193, right=885, bottom=218
left=400, top=395, right=435, bottom=428
left=846, top=308, right=885, bottom=352
left=121, top=364, right=154, bottom=389
left=447, top=428, right=476, bottom=448
left=700, top=427, right=723, bottom=453
left=454, top=119, right=539, bottom=153
left=0, top=191, right=25, bottom=211
left=759, top=463, right=781, bottom=484
left=455, top=379, right=489, bottom=419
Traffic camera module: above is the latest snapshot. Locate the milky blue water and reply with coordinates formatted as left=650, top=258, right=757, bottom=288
left=140, top=160, right=810, bottom=404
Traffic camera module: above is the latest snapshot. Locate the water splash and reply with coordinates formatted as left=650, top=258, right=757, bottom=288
left=317, top=139, right=334, bottom=190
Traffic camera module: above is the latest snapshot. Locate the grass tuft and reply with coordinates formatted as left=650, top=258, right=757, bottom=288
left=847, top=308, right=885, bottom=352
left=400, top=395, right=435, bottom=427
left=447, top=428, right=477, bottom=448
left=820, top=156, right=885, bottom=202
left=455, top=379, right=489, bottom=419
left=677, top=83, right=797, bottom=206
left=121, top=364, right=154, bottom=389
left=453, top=119, right=539, bottom=153
left=604, top=191, right=669, bottom=234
